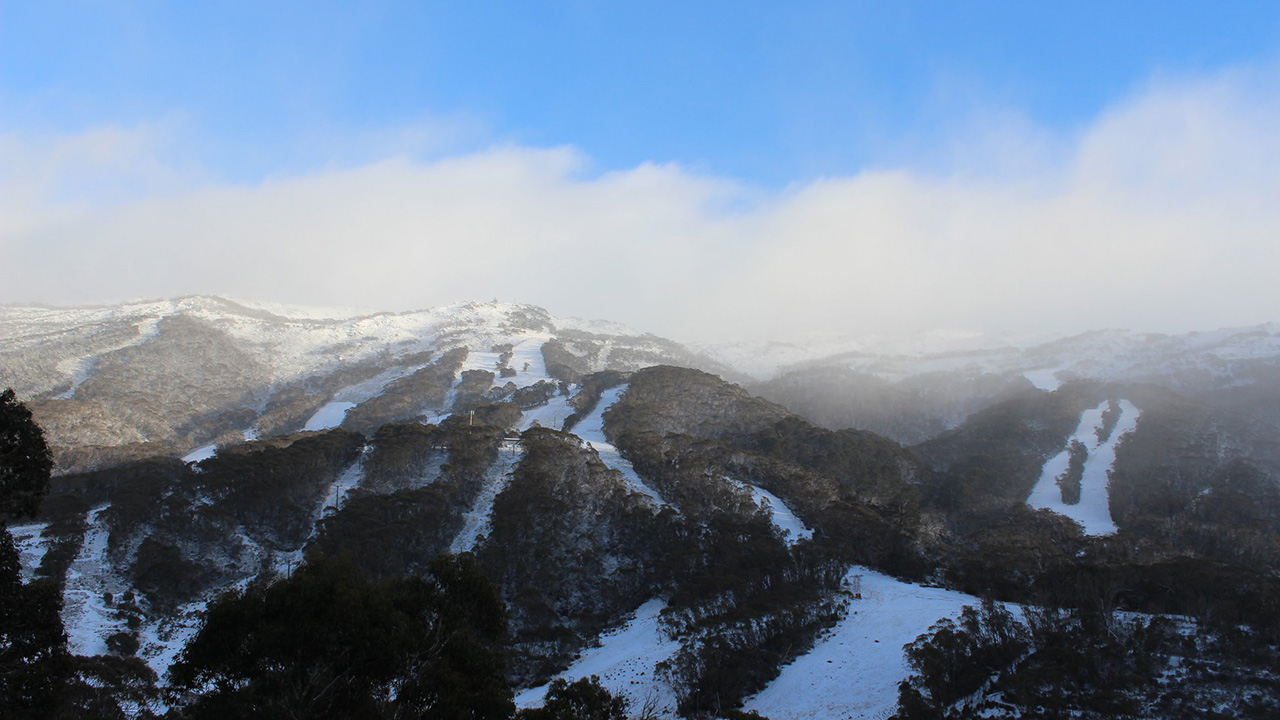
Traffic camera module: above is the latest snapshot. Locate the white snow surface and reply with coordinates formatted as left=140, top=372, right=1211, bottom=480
left=1026, top=399, right=1141, bottom=535
left=323, top=451, right=366, bottom=517
left=8, top=521, right=50, bottom=582
left=517, top=394, right=573, bottom=431
left=745, top=568, right=979, bottom=720
left=48, top=316, right=161, bottom=399
left=573, top=385, right=669, bottom=507
left=62, top=505, right=129, bottom=657
left=727, top=477, right=813, bottom=545
left=449, top=440, right=521, bottom=554
left=1023, top=367, right=1065, bottom=391
left=303, top=401, right=357, bottom=431
left=515, top=598, right=680, bottom=716
left=461, top=335, right=555, bottom=390
left=0, top=297, right=621, bottom=399
left=182, top=443, right=218, bottom=464
left=139, top=599, right=209, bottom=680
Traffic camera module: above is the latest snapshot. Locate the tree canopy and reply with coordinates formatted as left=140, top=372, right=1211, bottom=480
left=170, top=553, right=514, bottom=720
left=0, top=388, right=53, bottom=519
left=0, top=388, right=67, bottom=719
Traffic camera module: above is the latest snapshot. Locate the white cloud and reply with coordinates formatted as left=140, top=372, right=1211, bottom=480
left=3, top=67, right=1280, bottom=342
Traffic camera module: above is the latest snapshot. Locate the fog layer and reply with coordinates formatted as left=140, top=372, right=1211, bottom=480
left=2, top=68, right=1278, bottom=341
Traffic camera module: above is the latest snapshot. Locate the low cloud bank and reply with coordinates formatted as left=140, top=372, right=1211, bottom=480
left=3, top=68, right=1278, bottom=341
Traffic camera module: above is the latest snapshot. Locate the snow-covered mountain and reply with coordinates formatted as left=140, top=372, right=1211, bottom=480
left=0, top=296, right=737, bottom=473
left=3, top=297, right=1280, bottom=719
left=697, top=323, right=1280, bottom=387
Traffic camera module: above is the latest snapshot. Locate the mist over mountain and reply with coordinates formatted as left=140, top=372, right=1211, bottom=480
left=3, top=295, right=1280, bottom=718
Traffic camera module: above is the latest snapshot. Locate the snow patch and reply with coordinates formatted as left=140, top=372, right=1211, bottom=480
left=182, top=443, right=218, bottom=464
left=745, top=568, right=979, bottom=720
left=303, top=401, right=357, bottom=431
left=515, top=598, right=679, bottom=716
left=1023, top=367, right=1065, bottom=391
left=51, top=356, right=97, bottom=399
left=1026, top=399, right=1141, bottom=535
left=138, top=599, right=208, bottom=680
left=8, top=521, right=50, bottom=582
left=573, top=385, right=670, bottom=508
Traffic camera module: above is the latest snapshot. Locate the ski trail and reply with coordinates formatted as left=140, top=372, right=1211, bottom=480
left=136, top=448, right=372, bottom=682
left=449, top=438, right=521, bottom=554
left=62, top=504, right=128, bottom=656
left=515, top=598, right=680, bottom=716
left=52, top=317, right=161, bottom=400
left=1026, top=399, right=1141, bottom=535
left=303, top=400, right=357, bottom=431
left=271, top=448, right=368, bottom=577
left=305, top=362, right=438, bottom=431
left=574, top=385, right=670, bottom=508
left=745, top=568, right=978, bottom=720
left=518, top=394, right=573, bottom=431
left=727, top=477, right=813, bottom=545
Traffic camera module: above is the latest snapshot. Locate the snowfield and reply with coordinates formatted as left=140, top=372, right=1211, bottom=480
left=1026, top=399, right=1141, bottom=535
left=745, top=569, right=979, bottom=720
left=515, top=598, right=680, bottom=716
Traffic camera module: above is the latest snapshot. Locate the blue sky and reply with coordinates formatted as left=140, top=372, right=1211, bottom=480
left=3, top=2, right=1280, bottom=339
left=5, top=1, right=1277, bottom=185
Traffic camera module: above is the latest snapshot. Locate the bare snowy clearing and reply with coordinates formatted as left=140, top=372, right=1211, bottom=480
left=514, top=598, right=680, bottom=716
left=745, top=569, right=979, bottom=720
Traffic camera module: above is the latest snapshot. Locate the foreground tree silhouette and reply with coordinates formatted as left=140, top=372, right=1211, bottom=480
left=170, top=552, right=513, bottom=720
left=517, top=676, right=628, bottom=720
left=0, top=388, right=52, bottom=518
left=0, top=388, right=69, bottom=720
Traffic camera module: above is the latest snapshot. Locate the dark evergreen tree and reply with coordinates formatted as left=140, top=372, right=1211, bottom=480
left=0, top=388, right=69, bottom=720
left=517, top=676, right=628, bottom=720
left=0, top=388, right=53, bottom=519
left=170, top=553, right=513, bottom=720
